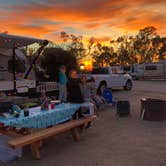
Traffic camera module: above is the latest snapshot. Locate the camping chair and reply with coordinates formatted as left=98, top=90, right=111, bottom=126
left=102, top=88, right=116, bottom=106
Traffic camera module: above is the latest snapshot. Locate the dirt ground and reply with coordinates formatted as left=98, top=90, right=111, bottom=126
left=5, top=81, right=166, bottom=166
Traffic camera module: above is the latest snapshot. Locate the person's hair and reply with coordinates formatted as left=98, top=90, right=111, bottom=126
left=59, top=65, right=66, bottom=70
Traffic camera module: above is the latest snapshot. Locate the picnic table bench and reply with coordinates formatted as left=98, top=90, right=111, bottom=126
left=0, top=103, right=96, bottom=159
left=8, top=115, right=96, bottom=159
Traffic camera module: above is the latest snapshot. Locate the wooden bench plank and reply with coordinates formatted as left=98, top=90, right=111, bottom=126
left=8, top=115, right=96, bottom=149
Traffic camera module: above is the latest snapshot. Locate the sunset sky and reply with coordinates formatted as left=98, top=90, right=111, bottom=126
left=0, top=0, right=166, bottom=43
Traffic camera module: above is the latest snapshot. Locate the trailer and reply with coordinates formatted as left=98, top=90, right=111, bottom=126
left=123, top=61, right=166, bottom=80
left=0, top=33, right=58, bottom=95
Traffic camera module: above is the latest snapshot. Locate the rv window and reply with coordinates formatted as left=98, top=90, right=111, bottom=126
left=145, top=66, right=157, bottom=70
left=8, top=59, right=26, bottom=73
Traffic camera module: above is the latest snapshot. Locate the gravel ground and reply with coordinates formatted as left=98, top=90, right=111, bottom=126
left=3, top=80, right=166, bottom=166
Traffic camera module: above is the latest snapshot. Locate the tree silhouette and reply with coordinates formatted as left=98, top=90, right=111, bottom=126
left=133, top=26, right=157, bottom=63
left=59, top=26, right=165, bottom=67
left=60, top=32, right=86, bottom=60
left=41, top=48, right=78, bottom=81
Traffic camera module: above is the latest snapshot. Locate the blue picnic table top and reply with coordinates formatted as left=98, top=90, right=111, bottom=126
left=0, top=103, right=90, bottom=129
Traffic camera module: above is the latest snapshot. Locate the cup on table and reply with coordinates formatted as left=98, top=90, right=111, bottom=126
left=50, top=100, right=61, bottom=109
left=50, top=101, right=55, bottom=109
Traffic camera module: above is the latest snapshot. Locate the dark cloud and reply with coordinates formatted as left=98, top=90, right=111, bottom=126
left=0, top=0, right=165, bottom=40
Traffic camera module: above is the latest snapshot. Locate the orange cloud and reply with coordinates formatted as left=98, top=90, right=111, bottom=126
left=85, top=23, right=101, bottom=29
left=0, top=0, right=165, bottom=42
left=12, top=25, right=52, bottom=37
left=116, top=10, right=166, bottom=34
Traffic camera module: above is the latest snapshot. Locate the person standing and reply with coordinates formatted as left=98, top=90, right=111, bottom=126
left=58, top=65, right=68, bottom=102
left=67, top=69, right=83, bottom=103
left=67, top=69, right=84, bottom=120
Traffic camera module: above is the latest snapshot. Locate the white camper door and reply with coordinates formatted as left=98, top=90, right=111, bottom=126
left=0, top=49, right=36, bottom=93
left=0, top=81, right=14, bottom=91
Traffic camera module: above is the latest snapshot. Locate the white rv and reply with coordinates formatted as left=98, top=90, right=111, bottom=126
left=0, top=33, right=58, bottom=94
left=124, top=61, right=166, bottom=80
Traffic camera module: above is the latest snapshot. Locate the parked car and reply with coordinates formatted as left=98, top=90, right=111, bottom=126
left=87, top=67, right=133, bottom=91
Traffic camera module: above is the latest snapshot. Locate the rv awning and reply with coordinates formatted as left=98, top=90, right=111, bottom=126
left=0, top=33, right=43, bottom=49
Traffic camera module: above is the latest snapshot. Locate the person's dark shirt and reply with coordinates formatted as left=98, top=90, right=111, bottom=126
left=67, top=78, right=84, bottom=103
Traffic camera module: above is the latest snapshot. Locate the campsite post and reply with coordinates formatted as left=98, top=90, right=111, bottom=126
left=24, top=40, right=49, bottom=79
left=12, top=47, right=17, bottom=93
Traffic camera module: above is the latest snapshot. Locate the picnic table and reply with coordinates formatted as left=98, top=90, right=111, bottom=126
left=0, top=103, right=96, bottom=159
